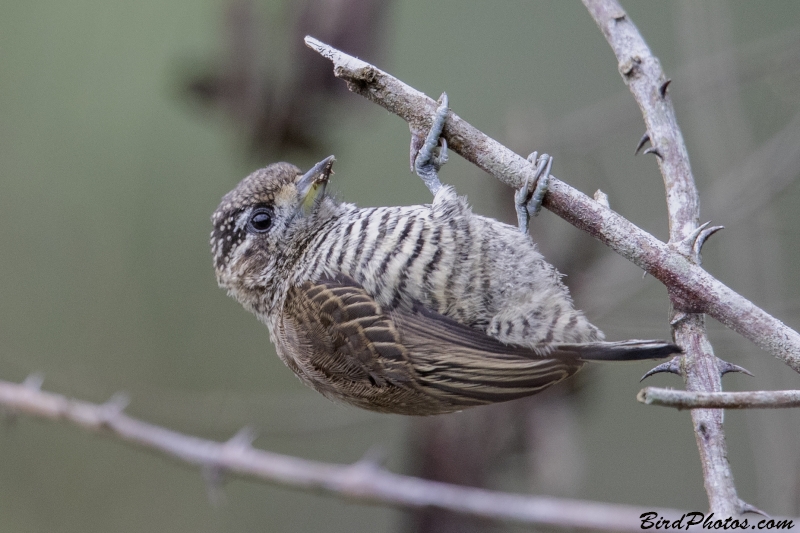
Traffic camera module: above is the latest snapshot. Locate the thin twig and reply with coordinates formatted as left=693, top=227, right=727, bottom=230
left=0, top=378, right=686, bottom=531
left=638, top=388, right=800, bottom=410
left=303, top=36, right=800, bottom=373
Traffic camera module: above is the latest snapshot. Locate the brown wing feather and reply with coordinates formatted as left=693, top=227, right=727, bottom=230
left=393, top=302, right=582, bottom=404
left=279, top=273, right=581, bottom=415
left=281, top=274, right=429, bottom=413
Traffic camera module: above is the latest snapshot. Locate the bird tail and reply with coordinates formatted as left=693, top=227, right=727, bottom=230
left=553, top=340, right=681, bottom=362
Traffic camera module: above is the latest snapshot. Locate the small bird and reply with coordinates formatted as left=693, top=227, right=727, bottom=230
left=211, top=94, right=680, bottom=415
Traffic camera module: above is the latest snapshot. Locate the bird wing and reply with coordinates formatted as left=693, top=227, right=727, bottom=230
left=280, top=272, right=426, bottom=413
left=392, top=299, right=581, bottom=404
left=281, top=273, right=581, bottom=413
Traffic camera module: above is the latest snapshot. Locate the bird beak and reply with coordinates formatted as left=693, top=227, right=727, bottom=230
left=297, top=155, right=335, bottom=202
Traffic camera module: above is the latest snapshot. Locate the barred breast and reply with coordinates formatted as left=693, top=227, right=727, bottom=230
left=295, top=186, right=602, bottom=349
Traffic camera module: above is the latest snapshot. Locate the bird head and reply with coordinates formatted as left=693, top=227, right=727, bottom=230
left=210, top=156, right=335, bottom=296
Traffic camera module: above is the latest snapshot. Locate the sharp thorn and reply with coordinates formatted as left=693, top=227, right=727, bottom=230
left=718, top=359, right=754, bottom=377
left=2, top=375, right=44, bottom=425
left=677, top=221, right=711, bottom=252
left=691, top=220, right=713, bottom=236
left=98, top=392, right=130, bottom=426
left=201, top=429, right=256, bottom=506
left=641, top=355, right=683, bottom=381
left=227, top=426, right=258, bottom=449
left=593, top=189, right=610, bottom=208
left=659, top=79, right=672, bottom=98
left=634, top=133, right=651, bottom=155
left=673, top=222, right=718, bottom=261
left=693, top=225, right=724, bottom=256
left=642, top=146, right=663, bottom=159
left=22, top=373, right=44, bottom=390
left=739, top=499, right=769, bottom=517
left=103, top=392, right=130, bottom=413
left=670, top=312, right=689, bottom=326
left=355, top=445, right=388, bottom=469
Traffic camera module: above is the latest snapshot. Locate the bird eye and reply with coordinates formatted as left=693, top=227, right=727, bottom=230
left=247, top=208, right=272, bottom=233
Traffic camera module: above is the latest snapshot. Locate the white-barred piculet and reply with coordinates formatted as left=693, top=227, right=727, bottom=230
left=211, top=94, right=680, bottom=415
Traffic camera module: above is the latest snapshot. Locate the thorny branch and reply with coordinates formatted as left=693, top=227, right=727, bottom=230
left=550, top=26, right=800, bottom=319
left=305, top=1, right=800, bottom=516
left=581, top=110, right=800, bottom=319
left=639, top=388, right=800, bottom=410
left=583, top=0, right=744, bottom=516
left=0, top=378, right=685, bottom=532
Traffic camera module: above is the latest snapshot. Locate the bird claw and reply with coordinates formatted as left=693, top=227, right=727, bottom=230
left=412, top=92, right=449, bottom=195
left=641, top=355, right=683, bottom=381
left=515, top=152, right=553, bottom=233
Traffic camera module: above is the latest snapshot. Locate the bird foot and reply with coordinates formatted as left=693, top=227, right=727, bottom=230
left=412, top=93, right=449, bottom=195
left=515, top=152, right=553, bottom=233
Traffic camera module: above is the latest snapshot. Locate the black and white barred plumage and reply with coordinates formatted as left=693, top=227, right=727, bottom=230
left=211, top=160, right=679, bottom=415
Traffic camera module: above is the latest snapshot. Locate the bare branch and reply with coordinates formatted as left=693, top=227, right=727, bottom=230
left=0, top=378, right=686, bottom=531
left=639, top=388, right=800, bottom=410
left=303, top=36, right=800, bottom=374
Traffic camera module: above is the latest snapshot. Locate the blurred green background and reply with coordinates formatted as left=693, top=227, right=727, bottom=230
left=2, top=1, right=800, bottom=531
